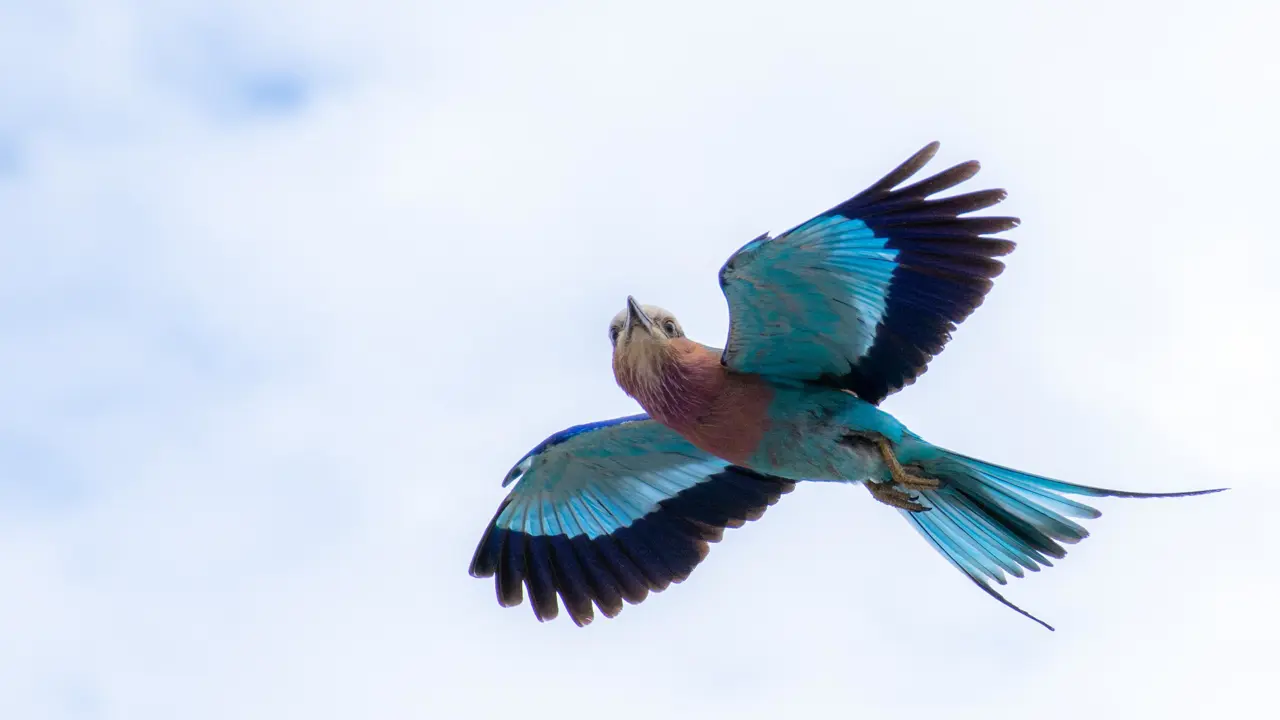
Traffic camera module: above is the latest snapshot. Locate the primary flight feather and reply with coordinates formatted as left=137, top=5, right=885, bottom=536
left=469, top=142, right=1223, bottom=630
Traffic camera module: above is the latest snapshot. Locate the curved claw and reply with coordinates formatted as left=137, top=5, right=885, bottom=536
left=865, top=481, right=929, bottom=513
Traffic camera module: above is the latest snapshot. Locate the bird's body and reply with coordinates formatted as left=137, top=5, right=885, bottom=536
left=749, top=384, right=908, bottom=484
left=469, top=142, right=1224, bottom=630
left=616, top=336, right=904, bottom=482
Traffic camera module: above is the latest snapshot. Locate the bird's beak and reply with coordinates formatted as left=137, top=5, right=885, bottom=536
left=625, top=296, right=655, bottom=337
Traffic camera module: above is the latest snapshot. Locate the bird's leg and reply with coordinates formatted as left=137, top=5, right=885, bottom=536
left=864, top=437, right=939, bottom=512
left=876, top=437, right=940, bottom=491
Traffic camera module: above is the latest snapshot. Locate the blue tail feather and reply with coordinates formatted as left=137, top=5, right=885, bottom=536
left=902, top=446, right=1227, bottom=631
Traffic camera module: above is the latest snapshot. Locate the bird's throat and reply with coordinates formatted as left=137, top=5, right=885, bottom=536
left=614, top=341, right=722, bottom=429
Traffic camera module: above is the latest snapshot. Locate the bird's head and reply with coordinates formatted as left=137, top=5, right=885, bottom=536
left=609, top=296, right=686, bottom=395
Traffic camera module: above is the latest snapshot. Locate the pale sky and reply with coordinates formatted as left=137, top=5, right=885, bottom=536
left=2, top=1, right=1278, bottom=718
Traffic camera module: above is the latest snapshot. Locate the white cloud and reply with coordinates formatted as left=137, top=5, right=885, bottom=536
left=1, top=1, right=1276, bottom=718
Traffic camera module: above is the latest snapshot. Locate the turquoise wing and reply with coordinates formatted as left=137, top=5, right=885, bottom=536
left=469, top=415, right=794, bottom=626
left=719, top=142, right=1018, bottom=404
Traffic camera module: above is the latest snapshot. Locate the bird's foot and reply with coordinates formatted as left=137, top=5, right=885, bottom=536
left=865, top=481, right=928, bottom=513
left=875, top=438, right=941, bottom=491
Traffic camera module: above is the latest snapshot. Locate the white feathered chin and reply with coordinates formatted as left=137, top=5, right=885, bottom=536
left=614, top=332, right=669, bottom=393
left=622, top=339, right=665, bottom=384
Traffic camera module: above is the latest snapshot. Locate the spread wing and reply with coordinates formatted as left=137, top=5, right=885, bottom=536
left=718, top=141, right=1018, bottom=404
left=469, top=415, right=794, bottom=626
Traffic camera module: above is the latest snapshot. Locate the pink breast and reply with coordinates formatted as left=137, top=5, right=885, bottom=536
left=683, top=374, right=773, bottom=466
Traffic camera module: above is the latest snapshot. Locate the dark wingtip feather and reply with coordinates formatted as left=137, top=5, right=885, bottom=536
left=525, top=537, right=561, bottom=621
left=469, top=528, right=498, bottom=579
left=960, top=217, right=1021, bottom=235
left=469, top=498, right=512, bottom=579
left=592, top=535, right=650, bottom=605
left=854, top=141, right=942, bottom=201
left=613, top=525, right=676, bottom=591
left=569, top=535, right=626, bottom=618
left=896, top=160, right=982, bottom=200
left=981, top=188, right=1008, bottom=207
left=496, top=531, right=525, bottom=608
left=548, top=537, right=596, bottom=627
left=987, top=236, right=1017, bottom=256
left=871, top=189, right=1008, bottom=220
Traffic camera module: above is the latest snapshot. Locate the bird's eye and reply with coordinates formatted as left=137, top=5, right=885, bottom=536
left=663, top=320, right=678, bottom=336
left=609, top=326, right=620, bottom=343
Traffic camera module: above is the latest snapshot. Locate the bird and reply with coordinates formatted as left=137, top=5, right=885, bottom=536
left=468, top=142, right=1224, bottom=630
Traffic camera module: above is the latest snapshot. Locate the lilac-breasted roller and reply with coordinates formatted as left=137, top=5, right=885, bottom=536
left=469, top=142, right=1223, bottom=630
